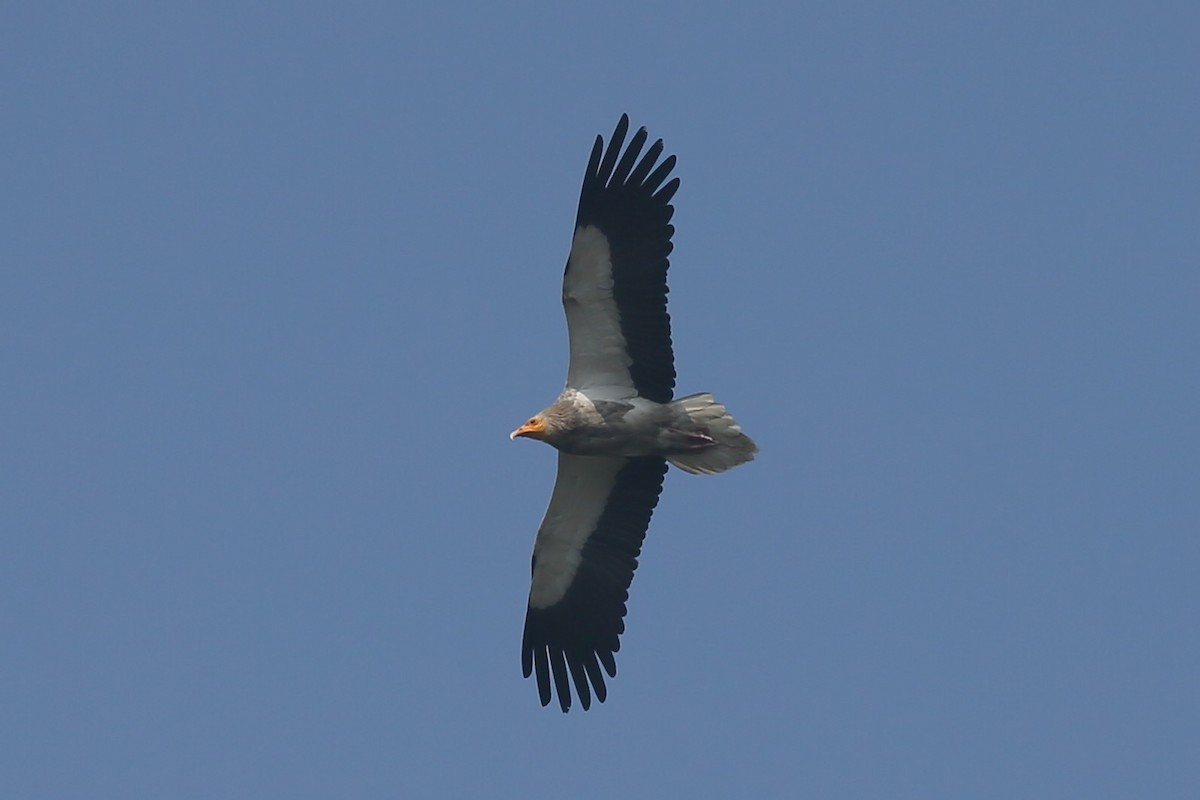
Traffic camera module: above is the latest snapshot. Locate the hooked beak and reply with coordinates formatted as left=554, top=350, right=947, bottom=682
left=510, top=417, right=548, bottom=441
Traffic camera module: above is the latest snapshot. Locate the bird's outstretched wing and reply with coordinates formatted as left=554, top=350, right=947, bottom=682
left=562, top=114, right=679, bottom=403
left=522, top=454, right=668, bottom=712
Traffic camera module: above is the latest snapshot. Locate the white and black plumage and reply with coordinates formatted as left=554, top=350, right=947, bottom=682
left=511, top=115, right=757, bottom=712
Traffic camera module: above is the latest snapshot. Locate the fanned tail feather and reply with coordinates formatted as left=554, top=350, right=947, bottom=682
left=666, top=393, right=758, bottom=475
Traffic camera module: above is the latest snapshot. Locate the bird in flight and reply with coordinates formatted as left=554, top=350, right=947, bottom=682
left=511, top=115, right=758, bottom=712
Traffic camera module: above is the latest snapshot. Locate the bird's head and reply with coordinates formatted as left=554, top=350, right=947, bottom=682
left=510, top=414, right=550, bottom=442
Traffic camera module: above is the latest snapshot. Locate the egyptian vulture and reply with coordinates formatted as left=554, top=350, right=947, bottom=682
left=511, top=115, right=757, bottom=712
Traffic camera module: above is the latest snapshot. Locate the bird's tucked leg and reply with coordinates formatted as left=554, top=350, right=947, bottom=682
left=680, top=431, right=717, bottom=450
left=660, top=428, right=716, bottom=452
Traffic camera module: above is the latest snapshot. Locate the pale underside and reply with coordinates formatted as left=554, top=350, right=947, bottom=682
left=528, top=223, right=646, bottom=608
left=528, top=453, right=623, bottom=609
left=562, top=225, right=635, bottom=400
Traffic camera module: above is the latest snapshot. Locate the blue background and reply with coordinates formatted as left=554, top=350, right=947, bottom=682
left=4, top=3, right=1197, bottom=797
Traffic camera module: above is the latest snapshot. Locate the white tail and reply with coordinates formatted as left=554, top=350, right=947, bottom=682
left=666, top=393, right=759, bottom=475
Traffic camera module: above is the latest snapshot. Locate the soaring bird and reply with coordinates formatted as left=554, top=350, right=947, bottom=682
left=511, top=115, right=757, bottom=712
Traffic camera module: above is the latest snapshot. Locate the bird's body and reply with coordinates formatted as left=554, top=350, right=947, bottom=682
left=512, top=115, right=757, bottom=712
left=516, top=388, right=754, bottom=471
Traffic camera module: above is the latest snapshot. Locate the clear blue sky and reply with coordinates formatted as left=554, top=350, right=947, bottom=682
left=4, top=3, right=1197, bottom=798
